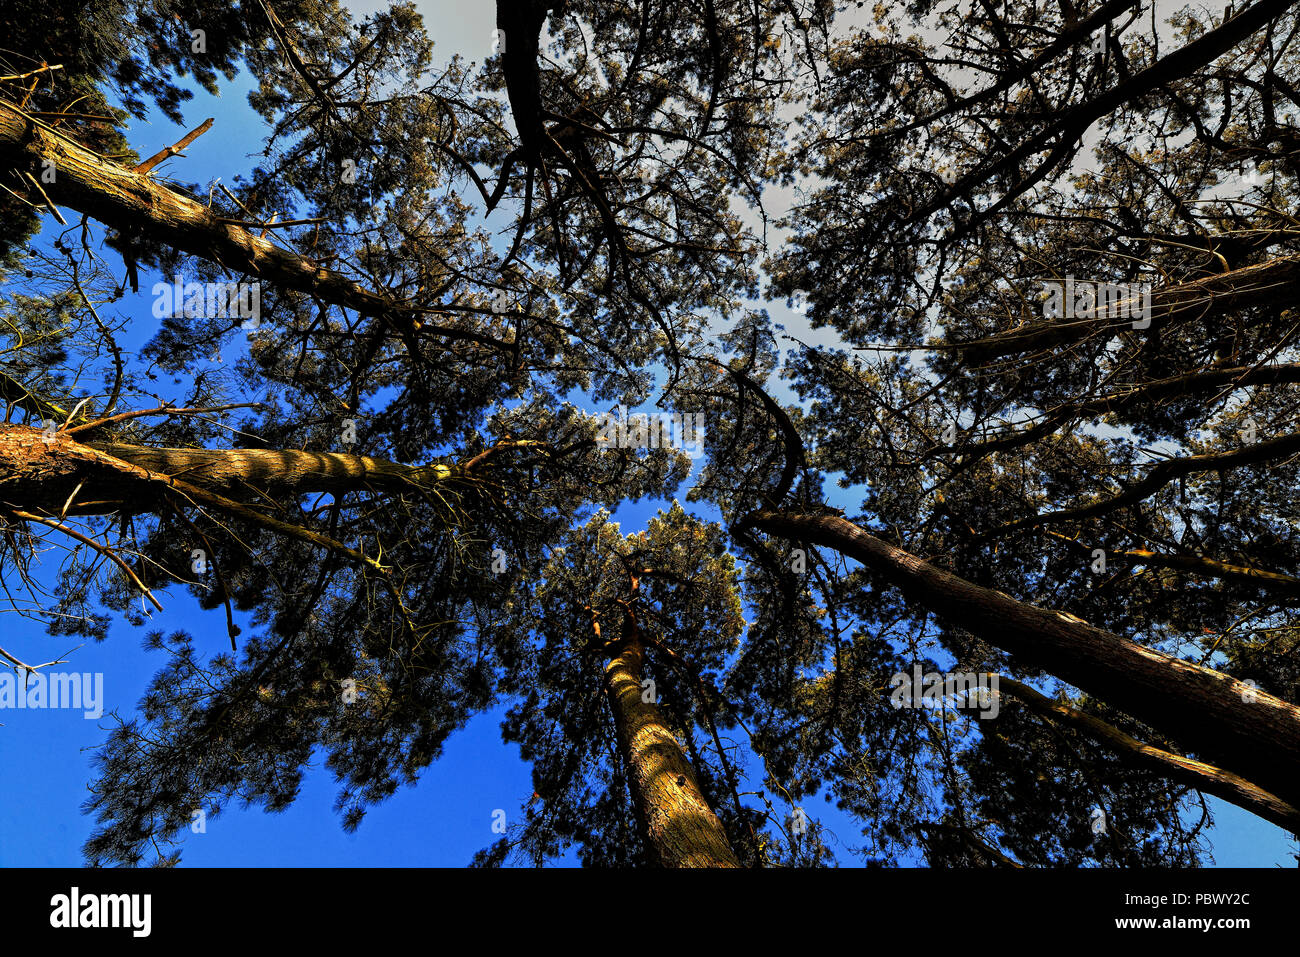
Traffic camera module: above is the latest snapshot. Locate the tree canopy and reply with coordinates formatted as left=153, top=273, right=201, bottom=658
left=2, top=0, right=1299, bottom=867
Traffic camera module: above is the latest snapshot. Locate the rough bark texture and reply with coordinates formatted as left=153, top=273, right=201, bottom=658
left=87, top=442, right=453, bottom=497
left=603, top=633, right=741, bottom=868
left=0, top=423, right=450, bottom=515
left=748, top=509, right=1300, bottom=810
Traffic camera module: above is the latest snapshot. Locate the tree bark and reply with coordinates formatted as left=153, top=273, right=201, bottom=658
left=603, top=626, right=740, bottom=868
left=0, top=99, right=385, bottom=310
left=0, top=97, right=509, bottom=354
left=959, top=252, right=1300, bottom=362
left=0, top=422, right=452, bottom=515
left=747, top=509, right=1300, bottom=811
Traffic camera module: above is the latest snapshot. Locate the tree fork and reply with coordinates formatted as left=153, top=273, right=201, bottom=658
left=994, top=675, right=1300, bottom=834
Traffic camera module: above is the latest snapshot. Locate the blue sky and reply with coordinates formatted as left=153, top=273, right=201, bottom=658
left=0, top=0, right=1294, bottom=868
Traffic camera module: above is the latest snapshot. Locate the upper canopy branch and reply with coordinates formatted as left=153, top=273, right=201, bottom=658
left=0, top=96, right=515, bottom=355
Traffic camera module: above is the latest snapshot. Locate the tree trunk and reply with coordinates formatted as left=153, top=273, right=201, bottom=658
left=0, top=97, right=508, bottom=355
left=0, top=99, right=387, bottom=312
left=603, top=629, right=740, bottom=868
left=960, top=252, right=1300, bottom=362
left=0, top=423, right=452, bottom=515
left=747, top=509, right=1300, bottom=811
left=996, top=676, right=1300, bottom=834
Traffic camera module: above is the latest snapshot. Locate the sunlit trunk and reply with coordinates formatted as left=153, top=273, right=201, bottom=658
left=0, top=423, right=451, bottom=515
left=603, top=625, right=740, bottom=868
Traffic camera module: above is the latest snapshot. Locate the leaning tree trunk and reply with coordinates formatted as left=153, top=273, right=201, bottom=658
left=0, top=97, right=508, bottom=355
left=0, top=422, right=468, bottom=577
left=0, top=423, right=455, bottom=516
left=603, top=627, right=740, bottom=868
left=747, top=509, right=1300, bottom=813
left=0, top=98, right=393, bottom=317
